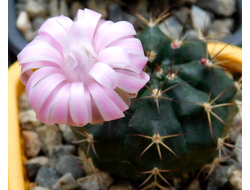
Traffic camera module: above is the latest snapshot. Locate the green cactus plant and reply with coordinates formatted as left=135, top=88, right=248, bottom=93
left=72, top=7, right=239, bottom=189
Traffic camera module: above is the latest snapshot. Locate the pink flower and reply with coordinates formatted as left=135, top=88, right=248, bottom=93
left=17, top=8, right=149, bottom=126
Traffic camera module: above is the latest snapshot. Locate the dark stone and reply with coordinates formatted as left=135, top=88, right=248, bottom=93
left=25, top=163, right=41, bottom=182
left=35, top=166, right=61, bottom=189
left=49, top=145, right=76, bottom=169
left=55, top=154, right=85, bottom=179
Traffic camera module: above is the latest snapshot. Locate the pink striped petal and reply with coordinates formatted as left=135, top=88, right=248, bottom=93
left=103, top=88, right=129, bottom=111
left=69, top=20, right=94, bottom=53
left=20, top=69, right=33, bottom=86
left=94, top=21, right=136, bottom=53
left=53, top=15, right=73, bottom=33
left=124, top=54, right=148, bottom=74
left=63, top=54, right=77, bottom=73
left=98, top=46, right=132, bottom=69
left=48, top=83, right=71, bottom=124
left=20, top=61, right=60, bottom=85
left=71, top=47, right=91, bottom=76
left=88, top=83, right=125, bottom=121
left=108, top=38, right=145, bottom=56
left=116, top=70, right=150, bottom=93
left=26, top=66, right=63, bottom=96
left=28, top=73, right=67, bottom=113
left=93, top=20, right=114, bottom=50
left=89, top=63, right=117, bottom=89
left=69, top=82, right=90, bottom=126
left=73, top=9, right=101, bottom=43
left=17, top=44, right=62, bottom=65
left=38, top=17, right=71, bottom=56
left=36, top=82, right=67, bottom=125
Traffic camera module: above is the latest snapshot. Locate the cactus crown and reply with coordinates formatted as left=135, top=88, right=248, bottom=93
left=72, top=6, right=238, bottom=189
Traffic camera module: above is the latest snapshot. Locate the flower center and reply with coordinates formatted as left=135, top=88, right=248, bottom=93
left=63, top=44, right=97, bottom=83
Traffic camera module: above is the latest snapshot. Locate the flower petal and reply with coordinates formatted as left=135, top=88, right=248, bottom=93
left=38, top=16, right=72, bottom=56
left=48, top=83, right=71, bottom=124
left=36, top=82, right=66, bottom=125
left=69, top=20, right=94, bottom=54
left=125, top=54, right=148, bottom=74
left=53, top=15, right=73, bottom=33
left=103, top=88, right=129, bottom=111
left=20, top=61, right=60, bottom=85
left=28, top=72, right=67, bottom=113
left=17, top=43, right=62, bottom=65
left=26, top=67, right=63, bottom=96
left=98, top=46, right=132, bottom=69
left=73, top=8, right=101, bottom=43
left=69, top=82, right=90, bottom=126
left=116, top=70, right=150, bottom=93
left=88, top=83, right=125, bottom=121
left=71, top=47, right=91, bottom=76
left=94, top=21, right=136, bottom=53
left=108, top=38, right=145, bottom=56
left=93, top=20, right=114, bottom=50
left=89, top=63, right=117, bottom=89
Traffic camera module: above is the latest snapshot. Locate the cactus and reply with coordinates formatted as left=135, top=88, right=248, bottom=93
left=72, top=8, right=238, bottom=189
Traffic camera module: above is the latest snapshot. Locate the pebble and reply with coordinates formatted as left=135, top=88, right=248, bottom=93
left=158, top=16, right=183, bottom=40
left=208, top=19, right=234, bottom=40
left=25, top=163, right=42, bottom=181
left=196, top=0, right=236, bottom=17
left=49, top=145, right=76, bottom=168
left=229, top=170, right=242, bottom=190
left=22, top=130, right=42, bottom=158
left=24, top=156, right=50, bottom=181
left=36, top=125, right=63, bottom=155
left=26, top=0, right=48, bottom=18
left=30, top=186, right=50, bottom=190
left=54, top=154, right=85, bottom=179
left=174, top=7, right=192, bottom=28
left=19, top=109, right=41, bottom=127
left=187, top=179, right=201, bottom=190
left=48, top=0, right=59, bottom=17
left=53, top=172, right=79, bottom=190
left=210, top=165, right=234, bottom=187
left=191, top=5, right=212, bottom=33
left=16, top=11, right=32, bottom=34
left=58, top=124, right=76, bottom=143
left=77, top=172, right=114, bottom=190
left=35, top=166, right=61, bottom=189
left=25, top=156, right=50, bottom=166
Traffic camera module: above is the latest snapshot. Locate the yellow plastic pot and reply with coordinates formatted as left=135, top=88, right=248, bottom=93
left=207, top=42, right=242, bottom=73
left=8, top=61, right=28, bottom=190
left=8, top=42, right=242, bottom=190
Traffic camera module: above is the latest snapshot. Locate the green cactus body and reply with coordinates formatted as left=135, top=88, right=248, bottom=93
left=72, top=23, right=238, bottom=187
